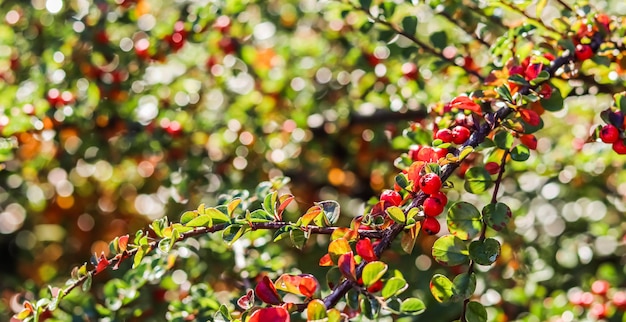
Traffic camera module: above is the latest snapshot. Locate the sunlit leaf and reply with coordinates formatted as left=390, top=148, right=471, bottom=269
left=317, top=200, right=341, bottom=225
left=328, top=238, right=351, bottom=263
left=401, top=223, right=420, bottom=254
left=430, top=274, right=454, bottom=303
left=464, top=167, right=493, bottom=194
left=400, top=297, right=425, bottom=315
left=446, top=202, right=482, bottom=240
left=386, top=206, right=406, bottom=224
left=432, top=235, right=469, bottom=266
left=469, top=238, right=501, bottom=265
left=362, top=261, right=387, bottom=287
left=248, top=307, right=290, bottom=322
left=381, top=277, right=408, bottom=299
left=338, top=252, right=356, bottom=281
left=465, top=301, right=488, bottom=322
left=482, top=202, right=511, bottom=231
left=356, top=238, right=377, bottom=262
left=255, top=276, right=282, bottom=305
left=306, top=299, right=326, bottom=321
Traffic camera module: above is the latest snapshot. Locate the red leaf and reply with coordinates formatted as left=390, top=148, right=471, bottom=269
left=298, top=274, right=319, bottom=298
left=237, top=289, right=254, bottom=310
left=95, top=252, right=110, bottom=274
left=338, top=252, right=356, bottom=281
left=519, top=109, right=540, bottom=126
left=118, top=235, right=129, bottom=252
left=248, top=307, right=290, bottom=322
left=520, top=134, right=538, bottom=150
left=450, top=96, right=482, bottom=115
left=319, top=253, right=333, bottom=266
left=524, top=63, right=543, bottom=80
left=356, top=238, right=377, bottom=262
left=255, top=276, right=282, bottom=305
left=276, top=194, right=295, bottom=220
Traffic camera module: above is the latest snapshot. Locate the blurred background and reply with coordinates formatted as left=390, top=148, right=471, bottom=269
left=2, top=0, right=626, bottom=320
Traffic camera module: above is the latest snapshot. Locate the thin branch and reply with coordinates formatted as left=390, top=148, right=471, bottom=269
left=555, top=0, right=575, bottom=13
left=349, top=5, right=485, bottom=81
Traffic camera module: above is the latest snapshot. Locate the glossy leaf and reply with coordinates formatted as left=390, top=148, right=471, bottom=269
left=307, top=299, right=326, bottom=320
left=237, top=289, right=254, bottom=310
left=464, top=167, right=493, bottom=194
left=205, top=207, right=231, bottom=224
left=511, top=144, right=530, bottom=161
left=356, top=238, right=377, bottom=262
left=362, top=261, right=388, bottom=287
left=338, top=252, right=356, bottom=281
left=446, top=202, right=482, bottom=240
left=227, top=198, right=242, bottom=218
left=469, top=238, right=501, bottom=266
left=386, top=206, right=405, bottom=224
left=453, top=272, right=476, bottom=301
left=400, top=223, right=420, bottom=254
left=317, top=200, right=341, bottom=225
left=432, top=235, right=469, bottom=266
left=400, top=297, right=426, bottom=315
left=382, top=277, right=408, bottom=299
left=255, top=276, right=282, bottom=305
left=494, top=130, right=514, bottom=150
left=402, top=16, right=418, bottom=36
left=465, top=301, right=488, bottom=322
left=185, top=214, right=212, bottom=227
left=360, top=296, right=380, bottom=319
left=430, top=274, right=454, bottom=303
left=328, top=238, right=351, bottom=263
left=482, top=202, right=511, bottom=231
left=248, top=307, right=290, bottom=322
left=450, top=96, right=482, bottom=115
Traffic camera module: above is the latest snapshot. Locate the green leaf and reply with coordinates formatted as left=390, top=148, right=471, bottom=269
left=362, top=261, right=388, bottom=287
left=511, top=144, right=530, bottom=161
left=223, top=225, right=247, bottom=244
left=82, top=273, right=93, bottom=292
left=382, top=277, right=408, bottom=299
left=360, top=296, right=380, bottom=319
left=402, top=16, right=418, bottom=36
left=432, top=235, right=469, bottom=266
left=496, top=85, right=513, bottom=102
left=430, top=274, right=454, bottom=302
left=248, top=209, right=274, bottom=223
left=263, top=191, right=278, bottom=217
left=386, top=206, right=406, bottom=224
left=453, top=273, right=476, bottom=301
left=465, top=301, right=488, bottom=322
left=616, top=92, right=626, bottom=115
left=458, top=146, right=474, bottom=161
left=360, top=0, right=372, bottom=10
left=307, top=299, right=327, bottom=320
left=180, top=210, right=197, bottom=225
left=469, top=238, right=501, bottom=266
left=482, top=202, right=511, bottom=231
left=429, top=31, right=448, bottom=50
left=464, top=167, right=493, bottom=194
left=382, top=1, right=397, bottom=16
left=395, top=173, right=409, bottom=190
left=317, top=200, right=341, bottom=225
left=493, top=130, right=514, bottom=150
left=205, top=207, right=231, bottom=224
left=185, top=214, right=212, bottom=227
left=133, top=245, right=149, bottom=269
left=446, top=202, right=482, bottom=240
left=400, top=298, right=425, bottom=315
left=290, top=229, right=307, bottom=249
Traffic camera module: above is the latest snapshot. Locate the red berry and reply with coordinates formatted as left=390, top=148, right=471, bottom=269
left=613, top=140, right=626, bottom=154
left=600, top=124, right=620, bottom=143
left=47, top=88, right=60, bottom=106
left=591, top=280, right=610, bottom=296
left=434, top=147, right=448, bottom=160
left=590, top=303, right=608, bottom=319
left=452, top=126, right=471, bottom=144
left=401, top=62, right=419, bottom=80
left=422, top=217, right=440, bottom=235
left=431, top=191, right=448, bottom=205
left=417, top=146, right=436, bottom=162
left=485, top=162, right=500, bottom=175
left=408, top=145, right=421, bottom=161
left=520, top=134, right=538, bottom=150
left=575, top=44, right=593, bottom=61
left=435, top=128, right=453, bottom=143
left=423, top=197, right=444, bottom=217
left=612, top=291, right=626, bottom=310
left=419, top=173, right=442, bottom=195
left=380, top=190, right=402, bottom=207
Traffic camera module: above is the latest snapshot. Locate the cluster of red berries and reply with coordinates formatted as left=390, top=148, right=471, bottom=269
left=600, top=112, right=626, bottom=154
left=569, top=280, right=626, bottom=319
left=434, top=125, right=471, bottom=145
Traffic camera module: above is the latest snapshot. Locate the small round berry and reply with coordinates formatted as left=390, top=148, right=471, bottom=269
left=613, top=140, right=626, bottom=154
left=590, top=303, right=608, bottom=319
left=575, top=44, right=593, bottom=61
left=612, top=291, right=626, bottom=310
left=417, top=146, right=436, bottom=162
left=591, top=280, right=610, bottom=296
left=423, top=197, right=444, bottom=217
left=485, top=162, right=500, bottom=175
left=520, top=134, right=538, bottom=150
left=452, top=126, right=471, bottom=144
left=408, top=145, right=422, bottom=161
left=380, top=190, right=402, bottom=207
left=419, top=173, right=442, bottom=195
left=430, top=191, right=448, bottom=206
left=600, top=124, right=620, bottom=143
left=422, top=217, right=440, bottom=235
left=435, top=128, right=453, bottom=143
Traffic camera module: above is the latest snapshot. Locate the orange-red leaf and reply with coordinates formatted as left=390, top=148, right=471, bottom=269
left=301, top=205, right=322, bottom=226
left=118, top=235, right=129, bottom=252
left=338, top=252, right=356, bottom=281
left=356, top=238, right=377, bottom=262
left=248, top=307, right=290, bottom=322
left=450, top=96, right=482, bottom=115
left=519, top=109, right=540, bottom=126
left=328, top=238, right=351, bottom=263
left=319, top=253, right=333, bottom=266
left=255, top=276, right=282, bottom=305
left=298, top=274, right=319, bottom=298
left=95, top=252, right=110, bottom=274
